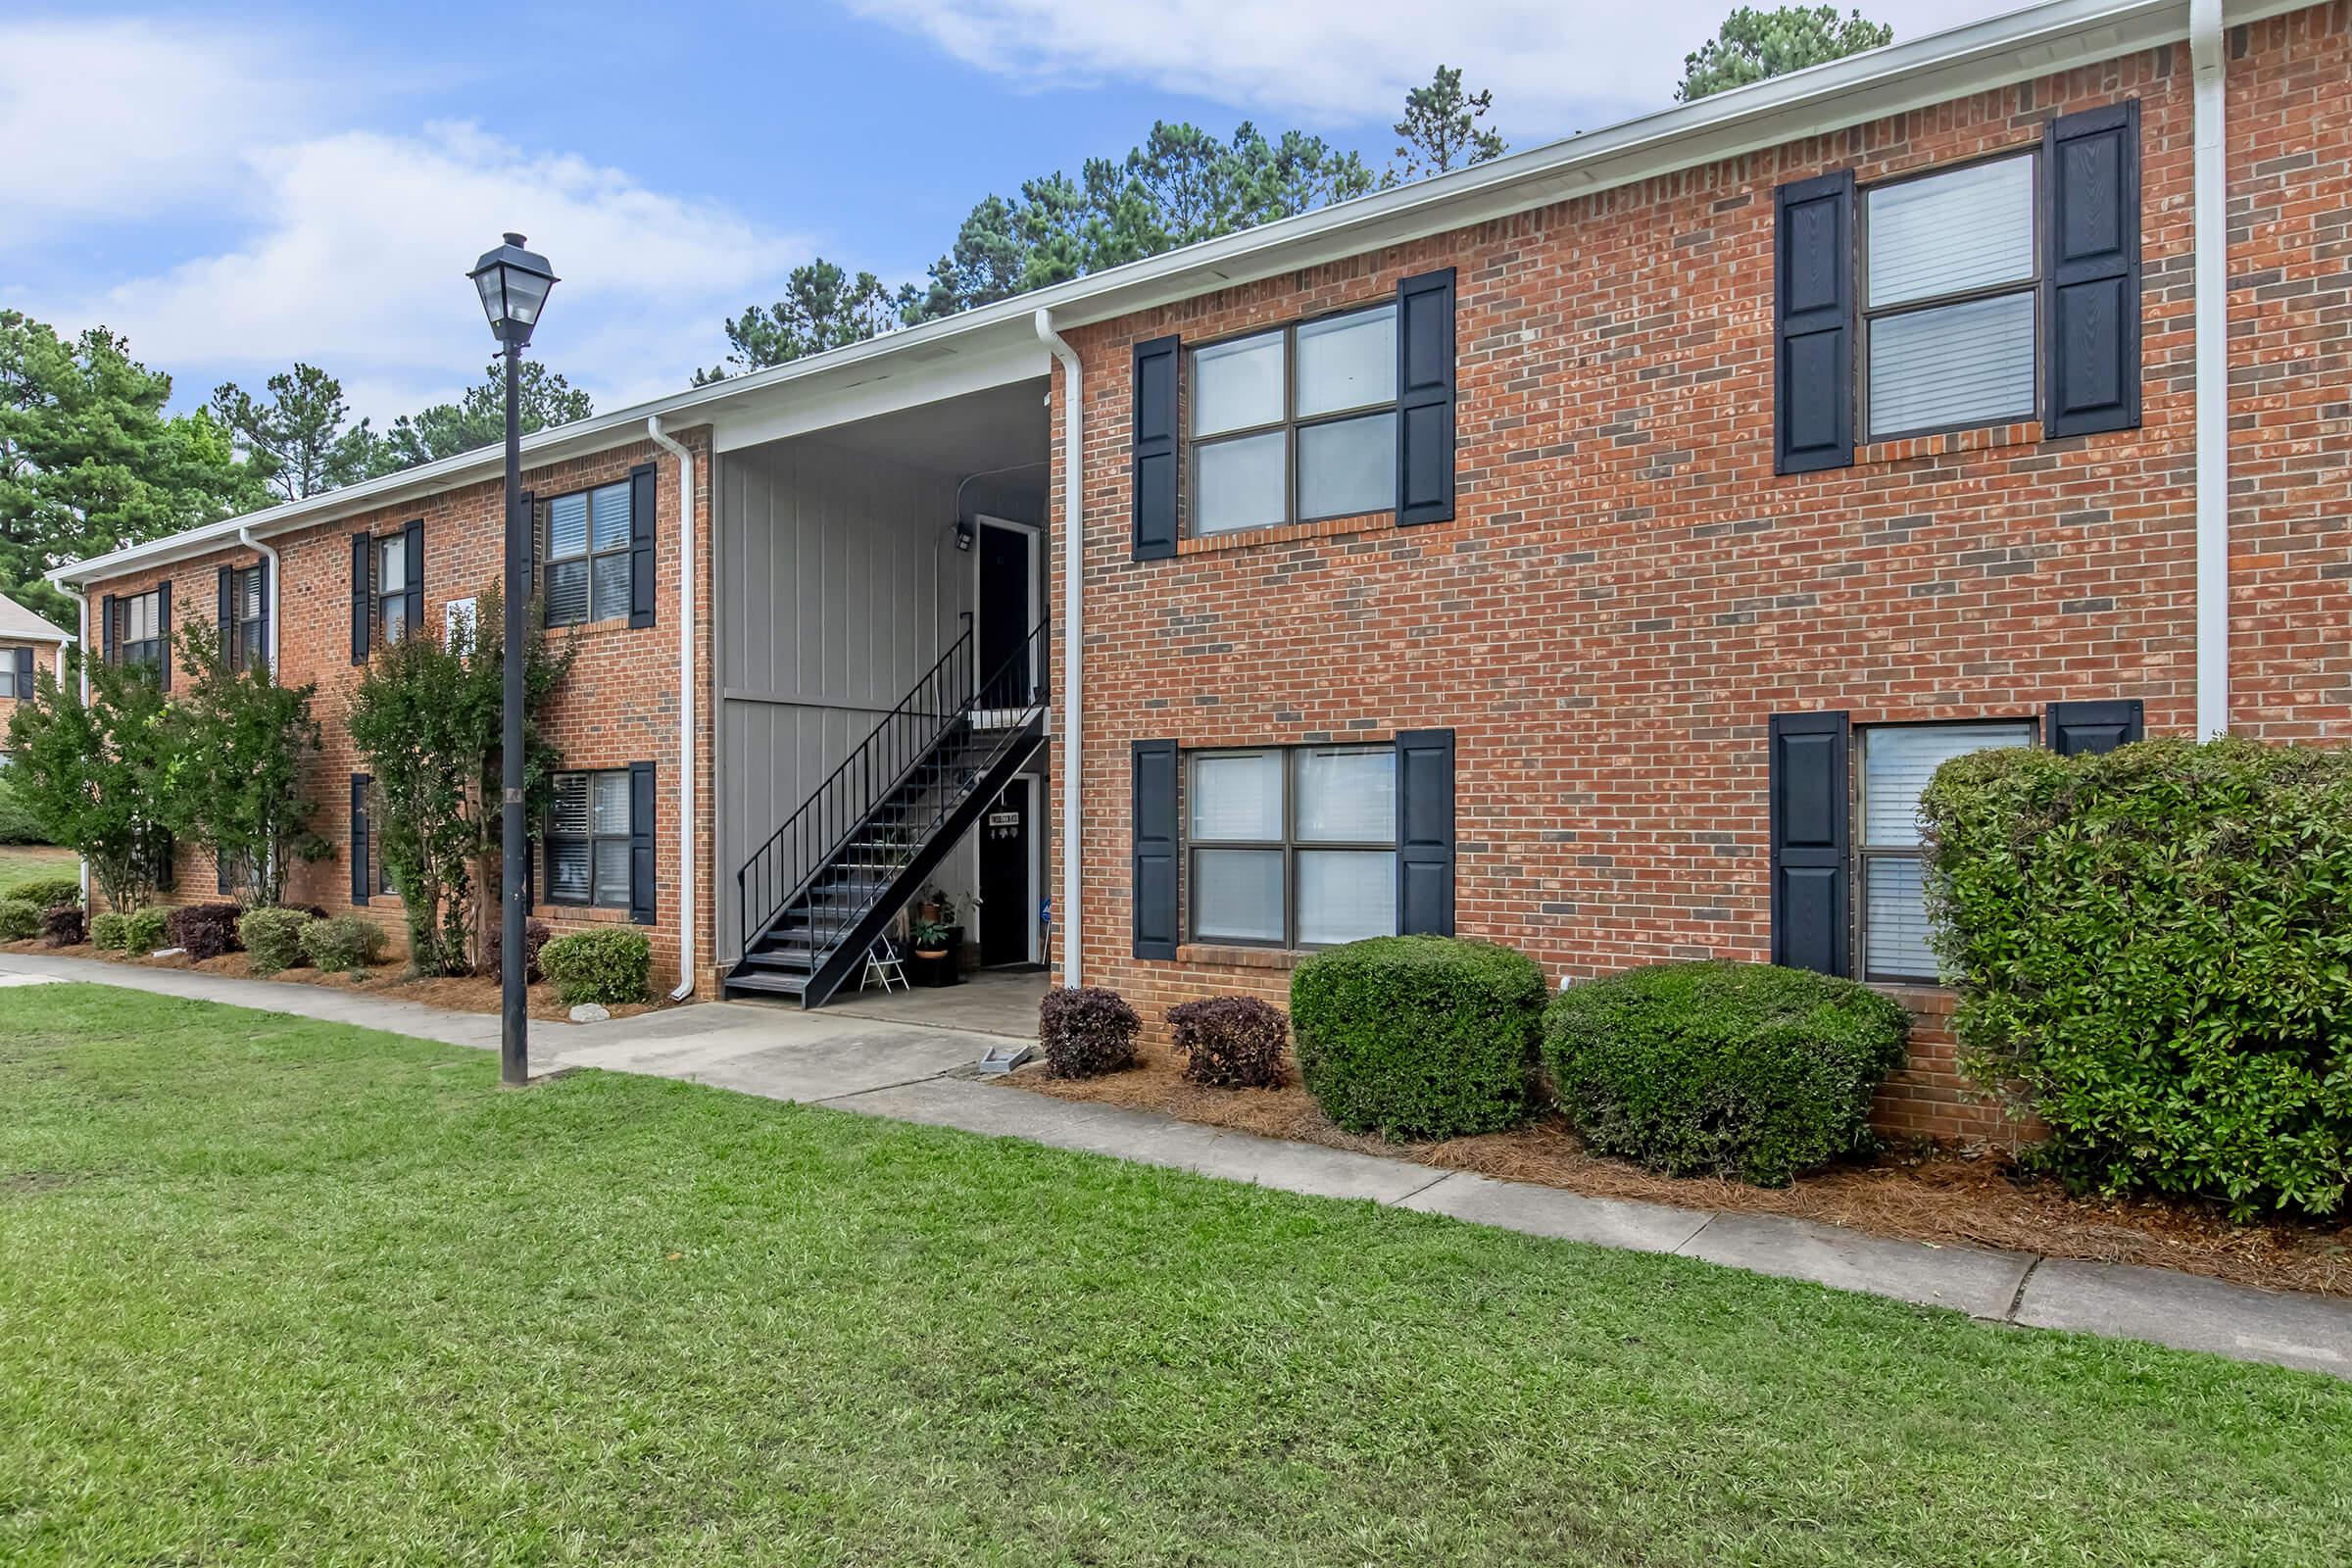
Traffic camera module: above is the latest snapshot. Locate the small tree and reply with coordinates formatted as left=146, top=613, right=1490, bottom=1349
left=346, top=583, right=571, bottom=975
left=1384, top=67, right=1507, bottom=188
left=1678, top=7, right=1894, bottom=102
left=170, top=615, right=328, bottom=905
left=3, top=652, right=178, bottom=910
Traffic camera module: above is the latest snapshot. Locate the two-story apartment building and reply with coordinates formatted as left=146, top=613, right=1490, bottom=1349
left=0, top=594, right=74, bottom=731
left=50, top=0, right=2349, bottom=1136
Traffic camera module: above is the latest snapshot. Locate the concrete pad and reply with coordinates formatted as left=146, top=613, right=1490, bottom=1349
left=2015, top=1259, right=2352, bottom=1378
left=1398, top=1172, right=1714, bottom=1254
left=1678, top=1211, right=2034, bottom=1320
left=0, top=972, right=62, bottom=987
left=826, top=968, right=1047, bottom=1039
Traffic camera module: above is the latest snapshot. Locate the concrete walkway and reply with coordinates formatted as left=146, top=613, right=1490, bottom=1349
left=10, top=951, right=2349, bottom=1379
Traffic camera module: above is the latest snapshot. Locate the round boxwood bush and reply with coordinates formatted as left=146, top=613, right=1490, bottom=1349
left=1543, top=960, right=1909, bottom=1186
left=539, top=928, right=652, bottom=1007
left=0, top=898, right=40, bottom=943
left=238, top=906, right=318, bottom=975
left=1924, top=735, right=2352, bottom=1217
left=1039, top=986, right=1140, bottom=1078
left=299, top=913, right=387, bottom=973
left=123, top=906, right=169, bottom=956
left=11, top=875, right=82, bottom=910
left=88, top=911, right=128, bottom=952
left=1291, top=936, right=1545, bottom=1139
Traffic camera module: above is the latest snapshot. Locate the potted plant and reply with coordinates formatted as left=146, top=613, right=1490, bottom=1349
left=908, top=889, right=963, bottom=987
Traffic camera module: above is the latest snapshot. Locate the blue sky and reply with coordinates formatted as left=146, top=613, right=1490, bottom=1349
left=2, top=0, right=2002, bottom=426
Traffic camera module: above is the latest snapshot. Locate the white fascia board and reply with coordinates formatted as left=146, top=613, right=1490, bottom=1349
left=707, top=338, right=1052, bottom=454
left=58, top=0, right=2302, bottom=589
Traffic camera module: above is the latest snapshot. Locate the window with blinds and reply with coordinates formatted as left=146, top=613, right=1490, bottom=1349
left=230, top=564, right=267, bottom=672
left=1189, top=303, right=1399, bottom=536
left=1187, top=745, right=1396, bottom=948
left=546, top=769, right=633, bottom=908
left=115, top=590, right=165, bottom=672
left=1862, top=152, right=2037, bottom=440
left=1858, top=722, right=2034, bottom=981
left=539, top=480, right=632, bottom=627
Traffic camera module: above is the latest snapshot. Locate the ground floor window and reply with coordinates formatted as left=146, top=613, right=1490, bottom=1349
left=1187, top=745, right=1396, bottom=948
left=1857, top=721, right=2034, bottom=981
left=546, top=769, right=633, bottom=909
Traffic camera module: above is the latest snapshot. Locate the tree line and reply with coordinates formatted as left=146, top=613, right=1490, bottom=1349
left=0, top=8, right=1886, bottom=632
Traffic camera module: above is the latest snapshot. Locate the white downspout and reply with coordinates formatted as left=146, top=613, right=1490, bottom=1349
left=1035, top=308, right=1082, bottom=989
left=646, top=416, right=699, bottom=1001
left=2191, top=0, right=2230, bottom=738
left=72, top=583, right=90, bottom=906
left=237, top=526, right=281, bottom=671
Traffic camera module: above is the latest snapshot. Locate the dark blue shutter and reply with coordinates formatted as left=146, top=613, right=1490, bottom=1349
left=1396, top=727, right=1456, bottom=935
left=218, top=565, right=235, bottom=668
left=1131, top=335, right=1179, bottom=562
left=2044, top=99, right=2141, bottom=437
left=101, top=593, right=116, bottom=666
left=402, top=519, right=423, bottom=640
left=1774, top=171, right=1856, bottom=474
left=156, top=579, right=171, bottom=691
left=2046, top=699, right=2143, bottom=756
left=1768, top=711, right=1850, bottom=975
left=257, top=558, right=270, bottom=672
left=1131, top=739, right=1178, bottom=957
left=153, top=829, right=175, bottom=893
left=350, top=774, right=370, bottom=906
left=351, top=532, right=370, bottom=662
left=1396, top=268, right=1457, bottom=527
left=629, top=760, right=658, bottom=924
left=217, top=846, right=233, bottom=896
left=12, top=646, right=31, bottom=701
left=628, top=463, right=658, bottom=628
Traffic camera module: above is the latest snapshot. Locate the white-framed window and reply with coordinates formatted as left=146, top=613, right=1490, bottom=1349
left=1189, top=303, right=1398, bottom=536
left=228, top=564, right=267, bottom=671
left=1862, top=152, right=2039, bottom=441
left=1187, top=745, right=1396, bottom=948
left=546, top=768, right=632, bottom=908
left=372, top=534, right=409, bottom=645
left=114, top=590, right=164, bottom=671
left=539, top=480, right=632, bottom=627
left=1857, top=721, right=2034, bottom=982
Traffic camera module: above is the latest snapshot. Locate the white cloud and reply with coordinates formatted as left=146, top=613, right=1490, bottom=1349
left=847, top=0, right=2011, bottom=135
left=37, top=120, right=807, bottom=423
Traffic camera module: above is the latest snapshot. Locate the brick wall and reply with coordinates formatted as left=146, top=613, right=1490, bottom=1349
left=1050, top=6, right=2352, bottom=1142
left=0, top=637, right=69, bottom=728
left=80, top=429, right=720, bottom=994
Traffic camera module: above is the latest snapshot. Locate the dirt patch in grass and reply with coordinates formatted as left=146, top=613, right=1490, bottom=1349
left=1005, top=1039, right=2352, bottom=1298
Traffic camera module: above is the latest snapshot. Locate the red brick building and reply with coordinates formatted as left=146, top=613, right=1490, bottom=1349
left=0, top=594, right=75, bottom=729
left=48, top=0, right=2348, bottom=1136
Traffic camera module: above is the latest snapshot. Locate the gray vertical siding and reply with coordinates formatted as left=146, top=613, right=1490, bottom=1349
left=714, top=438, right=1043, bottom=961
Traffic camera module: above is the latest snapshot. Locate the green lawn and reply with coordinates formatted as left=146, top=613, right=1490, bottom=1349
left=0, top=843, right=75, bottom=898
left=3, top=986, right=2346, bottom=1566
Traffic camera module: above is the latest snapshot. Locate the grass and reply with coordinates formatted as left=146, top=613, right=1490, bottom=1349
left=3, top=986, right=2347, bottom=1566
left=0, top=843, right=75, bottom=899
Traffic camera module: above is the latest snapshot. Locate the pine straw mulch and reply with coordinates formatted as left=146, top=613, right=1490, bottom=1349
left=1002, top=1039, right=2352, bottom=1299
left=5, top=940, right=664, bottom=1025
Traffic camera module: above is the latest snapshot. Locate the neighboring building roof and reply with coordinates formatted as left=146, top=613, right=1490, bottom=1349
left=50, top=0, right=2299, bottom=590
left=0, top=592, right=75, bottom=644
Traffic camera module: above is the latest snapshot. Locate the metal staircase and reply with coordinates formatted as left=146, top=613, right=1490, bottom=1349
left=726, top=617, right=1047, bottom=1007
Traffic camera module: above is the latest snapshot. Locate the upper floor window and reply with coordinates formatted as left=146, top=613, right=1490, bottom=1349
left=228, top=564, right=267, bottom=671
left=1190, top=304, right=1398, bottom=536
left=372, top=534, right=410, bottom=645
left=539, top=480, right=632, bottom=627
left=1188, top=745, right=1396, bottom=948
left=115, top=590, right=165, bottom=671
left=1862, top=152, right=2039, bottom=441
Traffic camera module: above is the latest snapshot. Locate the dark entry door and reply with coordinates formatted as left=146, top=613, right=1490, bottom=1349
left=978, top=783, right=1033, bottom=966
left=978, top=521, right=1032, bottom=698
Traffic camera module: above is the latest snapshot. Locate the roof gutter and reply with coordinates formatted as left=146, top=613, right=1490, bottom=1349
left=644, top=416, right=700, bottom=1002
left=2191, top=0, right=2230, bottom=738
left=1035, top=308, right=1081, bottom=989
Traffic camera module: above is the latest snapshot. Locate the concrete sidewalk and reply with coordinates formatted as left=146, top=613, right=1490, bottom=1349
left=10, top=951, right=2349, bottom=1379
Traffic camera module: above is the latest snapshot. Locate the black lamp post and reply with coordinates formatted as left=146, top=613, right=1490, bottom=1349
left=467, top=232, right=557, bottom=1088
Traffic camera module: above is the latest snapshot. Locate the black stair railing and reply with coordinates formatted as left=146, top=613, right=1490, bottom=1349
left=736, top=615, right=1050, bottom=982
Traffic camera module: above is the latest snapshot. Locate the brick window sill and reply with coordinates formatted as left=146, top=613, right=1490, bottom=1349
left=1176, top=942, right=1306, bottom=971
left=1175, top=511, right=1395, bottom=558
left=1855, top=419, right=2042, bottom=467
left=1868, top=980, right=1955, bottom=1017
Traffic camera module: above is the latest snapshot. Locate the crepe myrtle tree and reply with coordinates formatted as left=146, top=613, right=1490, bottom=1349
left=169, top=614, right=330, bottom=906
left=345, top=582, right=573, bottom=977
left=3, top=650, right=179, bottom=912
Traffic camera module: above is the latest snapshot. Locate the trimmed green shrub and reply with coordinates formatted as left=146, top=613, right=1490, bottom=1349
left=10, top=875, right=82, bottom=910
left=1924, top=735, right=2352, bottom=1217
left=0, top=773, right=45, bottom=846
left=123, top=906, right=169, bottom=956
left=539, top=927, right=651, bottom=1007
left=89, top=911, right=128, bottom=952
left=40, top=904, right=83, bottom=948
left=165, top=902, right=245, bottom=961
left=239, top=906, right=318, bottom=976
left=0, top=898, right=39, bottom=942
left=299, top=913, right=387, bottom=973
left=1039, top=986, right=1140, bottom=1078
left=1291, top=936, right=1545, bottom=1139
left=1167, top=996, right=1288, bottom=1088
left=1543, top=961, right=1910, bottom=1186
